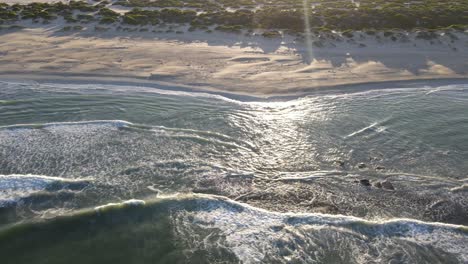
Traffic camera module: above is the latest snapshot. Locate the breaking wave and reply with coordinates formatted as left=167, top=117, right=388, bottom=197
left=0, top=174, right=91, bottom=207
left=0, top=194, right=466, bottom=264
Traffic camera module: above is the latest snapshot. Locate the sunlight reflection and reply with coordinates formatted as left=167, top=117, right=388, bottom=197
left=303, top=0, right=314, bottom=64
left=226, top=98, right=334, bottom=174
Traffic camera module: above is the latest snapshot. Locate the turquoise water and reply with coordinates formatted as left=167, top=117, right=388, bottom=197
left=0, top=80, right=467, bottom=263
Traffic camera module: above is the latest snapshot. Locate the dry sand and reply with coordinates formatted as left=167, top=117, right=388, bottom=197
left=0, top=27, right=467, bottom=96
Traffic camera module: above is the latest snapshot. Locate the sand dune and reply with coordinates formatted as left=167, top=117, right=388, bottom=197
left=0, top=27, right=467, bottom=96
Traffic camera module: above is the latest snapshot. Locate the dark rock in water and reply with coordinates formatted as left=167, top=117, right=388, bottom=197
left=376, top=166, right=386, bottom=170
left=270, top=225, right=285, bottom=232
left=360, top=179, right=371, bottom=186
left=308, top=200, right=340, bottom=214
left=358, top=163, right=367, bottom=169
left=312, top=40, right=324, bottom=48
left=381, top=180, right=395, bottom=190
left=374, top=182, right=382, bottom=188
left=335, top=160, right=345, bottom=167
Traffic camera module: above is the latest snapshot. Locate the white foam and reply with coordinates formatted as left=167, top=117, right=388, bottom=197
left=38, top=82, right=244, bottom=104
left=94, top=199, right=146, bottom=211
left=276, top=170, right=347, bottom=181
left=0, top=174, right=90, bottom=190
left=0, top=174, right=91, bottom=206
left=450, top=184, right=468, bottom=193
left=345, top=121, right=387, bottom=138
left=0, top=120, right=132, bottom=130
left=173, top=194, right=468, bottom=263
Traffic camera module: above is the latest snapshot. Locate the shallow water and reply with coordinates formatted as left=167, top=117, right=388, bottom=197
left=0, top=80, right=467, bottom=263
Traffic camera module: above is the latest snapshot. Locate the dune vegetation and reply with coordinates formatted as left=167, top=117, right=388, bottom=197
left=0, top=0, right=467, bottom=34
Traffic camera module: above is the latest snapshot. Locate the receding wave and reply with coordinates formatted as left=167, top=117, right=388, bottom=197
left=0, top=120, right=132, bottom=130
left=0, top=119, right=256, bottom=151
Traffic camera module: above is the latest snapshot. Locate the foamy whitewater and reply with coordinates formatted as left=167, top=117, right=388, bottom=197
left=0, top=80, right=467, bottom=263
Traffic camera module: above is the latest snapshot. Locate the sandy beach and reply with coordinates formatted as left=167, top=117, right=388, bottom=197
left=1, top=26, right=467, bottom=96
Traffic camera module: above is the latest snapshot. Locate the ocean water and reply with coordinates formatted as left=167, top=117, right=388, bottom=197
left=0, top=80, right=467, bottom=263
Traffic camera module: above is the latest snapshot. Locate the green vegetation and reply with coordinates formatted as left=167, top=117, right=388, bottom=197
left=0, top=0, right=467, bottom=34
left=109, top=0, right=468, bottom=30
left=215, top=24, right=243, bottom=33
left=342, top=30, right=354, bottom=38
left=114, top=0, right=221, bottom=11
left=262, top=30, right=281, bottom=38
left=98, top=7, right=119, bottom=24
left=122, top=9, right=159, bottom=25
left=20, top=4, right=58, bottom=20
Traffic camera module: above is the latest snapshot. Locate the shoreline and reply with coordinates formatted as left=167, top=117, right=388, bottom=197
left=1, top=72, right=468, bottom=101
